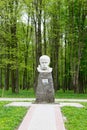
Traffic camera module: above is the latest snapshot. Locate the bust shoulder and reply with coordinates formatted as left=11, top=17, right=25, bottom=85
left=37, top=65, right=52, bottom=73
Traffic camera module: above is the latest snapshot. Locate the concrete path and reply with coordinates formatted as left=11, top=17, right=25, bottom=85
left=5, top=102, right=84, bottom=108
left=18, top=104, right=66, bottom=130
left=0, top=98, right=35, bottom=101
left=0, top=98, right=87, bottom=102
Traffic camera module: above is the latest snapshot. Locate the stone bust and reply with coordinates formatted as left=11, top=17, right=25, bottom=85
left=37, top=55, right=52, bottom=73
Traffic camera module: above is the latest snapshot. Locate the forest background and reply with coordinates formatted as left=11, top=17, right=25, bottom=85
left=0, top=0, right=87, bottom=94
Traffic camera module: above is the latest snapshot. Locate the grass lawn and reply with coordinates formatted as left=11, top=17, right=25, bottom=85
left=55, top=90, right=87, bottom=99
left=62, top=102, right=87, bottom=130
left=0, top=88, right=87, bottom=99
left=0, top=88, right=35, bottom=98
left=0, top=102, right=28, bottom=130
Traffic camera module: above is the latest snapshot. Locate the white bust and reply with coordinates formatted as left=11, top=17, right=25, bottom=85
left=37, top=55, right=52, bottom=73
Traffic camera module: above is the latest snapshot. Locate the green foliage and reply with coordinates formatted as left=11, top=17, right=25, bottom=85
left=0, top=102, right=27, bottom=130
left=62, top=103, right=87, bottom=130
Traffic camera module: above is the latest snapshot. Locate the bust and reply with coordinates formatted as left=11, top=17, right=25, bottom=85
left=37, top=55, right=52, bottom=73
left=36, top=55, right=54, bottom=103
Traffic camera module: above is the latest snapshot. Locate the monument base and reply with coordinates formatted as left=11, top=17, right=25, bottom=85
left=36, top=72, right=55, bottom=103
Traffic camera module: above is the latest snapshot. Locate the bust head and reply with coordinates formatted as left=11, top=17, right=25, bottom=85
left=40, top=55, right=50, bottom=70
left=37, top=55, right=52, bottom=73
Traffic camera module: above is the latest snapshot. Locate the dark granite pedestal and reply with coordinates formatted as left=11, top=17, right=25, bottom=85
left=36, top=72, right=55, bottom=103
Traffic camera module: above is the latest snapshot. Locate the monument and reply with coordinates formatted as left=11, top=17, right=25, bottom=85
left=36, top=55, right=55, bottom=103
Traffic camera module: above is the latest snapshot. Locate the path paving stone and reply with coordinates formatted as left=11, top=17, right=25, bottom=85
left=60, top=102, right=84, bottom=108
left=5, top=102, right=84, bottom=108
left=5, top=102, right=32, bottom=107
left=0, top=98, right=35, bottom=101
left=55, top=99, right=87, bottom=102
left=18, top=104, right=66, bottom=130
left=0, top=98, right=87, bottom=102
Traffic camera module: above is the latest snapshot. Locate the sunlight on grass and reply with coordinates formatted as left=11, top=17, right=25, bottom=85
left=0, top=102, right=28, bottom=130
left=0, top=88, right=87, bottom=99
left=0, top=88, right=35, bottom=98
left=62, top=103, right=87, bottom=130
left=55, top=89, right=87, bottom=99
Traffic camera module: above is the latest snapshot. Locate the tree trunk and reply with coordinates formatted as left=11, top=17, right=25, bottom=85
left=33, top=0, right=42, bottom=91
left=5, top=65, right=10, bottom=90
left=11, top=70, right=15, bottom=93
left=0, top=68, right=2, bottom=89
left=10, top=0, right=19, bottom=93
left=43, top=13, right=47, bottom=54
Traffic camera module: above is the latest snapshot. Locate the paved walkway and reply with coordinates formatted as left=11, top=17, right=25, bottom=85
left=5, top=102, right=84, bottom=108
left=0, top=98, right=87, bottom=102
left=18, top=104, right=66, bottom=130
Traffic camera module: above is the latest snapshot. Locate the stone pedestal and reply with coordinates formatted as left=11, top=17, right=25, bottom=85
left=36, top=72, right=55, bottom=103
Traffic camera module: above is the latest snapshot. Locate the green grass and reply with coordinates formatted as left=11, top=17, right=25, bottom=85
left=0, top=88, right=35, bottom=98
left=55, top=89, right=87, bottom=99
left=0, top=102, right=28, bottom=130
left=0, top=88, right=87, bottom=99
left=62, top=103, right=87, bottom=130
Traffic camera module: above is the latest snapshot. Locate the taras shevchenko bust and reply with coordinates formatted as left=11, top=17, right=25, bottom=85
left=37, top=55, right=52, bottom=73
left=36, top=55, right=55, bottom=103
